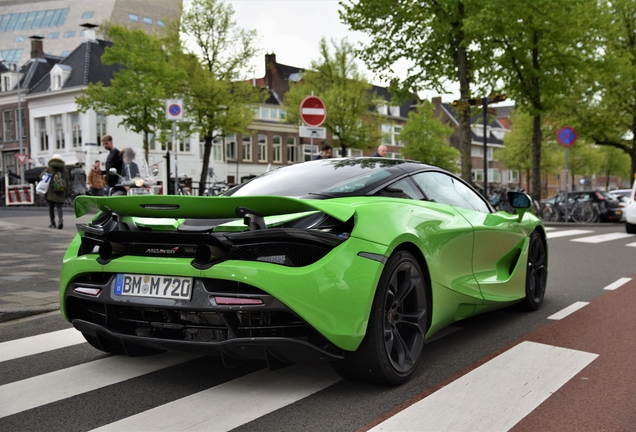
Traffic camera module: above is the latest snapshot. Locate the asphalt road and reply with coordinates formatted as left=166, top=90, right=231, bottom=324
left=1, top=206, right=634, bottom=431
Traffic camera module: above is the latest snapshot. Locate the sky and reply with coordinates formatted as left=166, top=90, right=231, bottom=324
left=223, top=0, right=461, bottom=102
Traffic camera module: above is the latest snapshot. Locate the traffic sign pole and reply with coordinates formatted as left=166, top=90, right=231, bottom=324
left=166, top=99, right=184, bottom=195
left=556, top=126, right=578, bottom=222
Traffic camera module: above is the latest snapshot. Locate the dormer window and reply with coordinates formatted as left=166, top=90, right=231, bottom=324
left=50, top=64, right=72, bottom=91
left=2, top=75, right=11, bottom=92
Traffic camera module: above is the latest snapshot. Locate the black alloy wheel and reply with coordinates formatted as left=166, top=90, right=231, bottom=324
left=521, top=231, right=547, bottom=311
left=332, top=250, right=429, bottom=385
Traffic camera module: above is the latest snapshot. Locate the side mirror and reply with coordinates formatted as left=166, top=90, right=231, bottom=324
left=507, top=191, right=533, bottom=221
left=109, top=167, right=118, bottom=175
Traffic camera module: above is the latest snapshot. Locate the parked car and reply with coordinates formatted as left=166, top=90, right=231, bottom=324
left=60, top=158, right=547, bottom=385
left=625, top=181, right=636, bottom=233
left=543, top=190, right=623, bottom=223
left=608, top=192, right=629, bottom=222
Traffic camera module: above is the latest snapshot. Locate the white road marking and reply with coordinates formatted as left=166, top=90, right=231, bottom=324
left=625, top=242, right=636, bottom=247
left=0, top=328, right=86, bottom=362
left=603, top=277, right=632, bottom=291
left=0, top=353, right=198, bottom=418
left=547, top=301, right=589, bottom=320
left=546, top=229, right=593, bottom=239
left=369, top=341, right=598, bottom=432
left=571, top=232, right=634, bottom=243
left=543, top=227, right=556, bottom=231
left=92, top=363, right=341, bottom=432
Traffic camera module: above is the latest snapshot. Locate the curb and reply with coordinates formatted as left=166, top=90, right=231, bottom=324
left=0, top=305, right=60, bottom=324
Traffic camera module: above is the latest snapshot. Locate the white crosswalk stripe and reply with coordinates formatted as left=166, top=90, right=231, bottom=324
left=571, top=232, right=634, bottom=243
left=546, top=229, right=593, bottom=239
left=0, top=328, right=85, bottom=362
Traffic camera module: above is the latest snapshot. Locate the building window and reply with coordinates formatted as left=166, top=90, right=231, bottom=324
left=3, top=76, right=11, bottom=92
left=36, top=117, right=48, bottom=151
left=47, top=32, right=59, bottom=39
left=381, top=124, right=393, bottom=145
left=81, top=12, right=94, bottom=19
left=257, top=134, right=267, bottom=162
left=226, top=134, right=237, bottom=161
left=16, top=108, right=25, bottom=140
left=63, top=30, right=75, bottom=38
left=129, top=14, right=139, bottom=22
left=70, top=112, right=81, bottom=147
left=302, top=144, right=319, bottom=161
left=272, top=135, right=282, bottom=163
left=286, top=136, right=297, bottom=163
left=242, top=134, right=252, bottom=161
left=212, top=137, right=224, bottom=162
left=53, top=115, right=64, bottom=149
left=14, top=35, right=25, bottom=42
left=52, top=75, right=62, bottom=90
left=96, top=112, right=107, bottom=143
left=179, top=135, right=190, bottom=152
left=3, top=110, right=15, bottom=141
left=157, top=20, right=166, bottom=27
left=143, top=17, right=153, bottom=25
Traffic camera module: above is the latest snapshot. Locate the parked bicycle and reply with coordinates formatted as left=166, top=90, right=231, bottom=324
left=538, top=193, right=600, bottom=223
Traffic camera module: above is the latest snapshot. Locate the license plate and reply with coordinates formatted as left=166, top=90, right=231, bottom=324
left=114, top=274, right=193, bottom=300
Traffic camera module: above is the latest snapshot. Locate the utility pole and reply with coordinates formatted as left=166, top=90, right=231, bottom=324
left=453, top=94, right=506, bottom=197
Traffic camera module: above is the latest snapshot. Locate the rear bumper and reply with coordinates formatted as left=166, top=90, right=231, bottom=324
left=73, top=319, right=343, bottom=366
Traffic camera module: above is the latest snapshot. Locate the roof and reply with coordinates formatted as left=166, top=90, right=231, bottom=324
left=440, top=102, right=507, bottom=145
left=29, top=39, right=122, bottom=94
left=371, top=85, right=419, bottom=118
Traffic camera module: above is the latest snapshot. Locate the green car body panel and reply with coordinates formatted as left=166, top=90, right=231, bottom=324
left=60, top=194, right=546, bottom=352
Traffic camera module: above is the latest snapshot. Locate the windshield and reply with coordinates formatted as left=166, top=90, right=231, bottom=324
left=226, top=158, right=409, bottom=198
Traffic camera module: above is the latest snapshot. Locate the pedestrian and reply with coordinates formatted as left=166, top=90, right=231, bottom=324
left=88, top=160, right=105, bottom=196
left=120, top=147, right=140, bottom=179
left=372, top=144, right=388, bottom=157
left=69, top=162, right=87, bottom=199
left=101, top=134, right=122, bottom=194
left=314, top=144, right=333, bottom=160
left=41, top=154, right=70, bottom=229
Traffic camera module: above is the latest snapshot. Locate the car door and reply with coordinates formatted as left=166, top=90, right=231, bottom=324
left=412, top=171, right=528, bottom=302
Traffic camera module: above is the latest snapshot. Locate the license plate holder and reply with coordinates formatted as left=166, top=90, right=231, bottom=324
left=114, top=274, right=193, bottom=300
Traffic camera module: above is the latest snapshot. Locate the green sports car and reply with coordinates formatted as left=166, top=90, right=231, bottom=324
left=61, top=158, right=548, bottom=384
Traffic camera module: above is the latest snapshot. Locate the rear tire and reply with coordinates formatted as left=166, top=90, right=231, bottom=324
left=332, top=250, right=429, bottom=385
left=626, top=222, right=636, bottom=234
left=519, top=231, right=547, bottom=311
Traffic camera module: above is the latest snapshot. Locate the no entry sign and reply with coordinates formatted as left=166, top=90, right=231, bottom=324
left=300, top=96, right=326, bottom=127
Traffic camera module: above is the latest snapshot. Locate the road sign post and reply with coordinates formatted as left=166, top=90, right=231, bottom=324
left=300, top=96, right=327, bottom=160
left=166, top=99, right=183, bottom=195
left=556, top=126, right=578, bottom=222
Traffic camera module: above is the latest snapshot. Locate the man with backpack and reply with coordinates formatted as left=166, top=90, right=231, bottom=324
left=41, top=154, right=70, bottom=229
left=69, top=162, right=88, bottom=199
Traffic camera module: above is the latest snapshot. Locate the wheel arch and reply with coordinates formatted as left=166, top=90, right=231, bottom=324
left=390, top=241, right=433, bottom=332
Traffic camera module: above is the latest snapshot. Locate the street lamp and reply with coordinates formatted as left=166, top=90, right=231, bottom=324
left=453, top=94, right=506, bottom=197
left=1, top=58, right=25, bottom=184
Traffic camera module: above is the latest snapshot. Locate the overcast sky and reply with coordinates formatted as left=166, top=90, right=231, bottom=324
left=224, top=0, right=461, bottom=102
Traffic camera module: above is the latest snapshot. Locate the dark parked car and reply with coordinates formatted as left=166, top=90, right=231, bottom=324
left=544, top=190, right=623, bottom=222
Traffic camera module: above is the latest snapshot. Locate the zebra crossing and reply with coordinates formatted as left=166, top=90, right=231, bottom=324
left=545, top=226, right=636, bottom=246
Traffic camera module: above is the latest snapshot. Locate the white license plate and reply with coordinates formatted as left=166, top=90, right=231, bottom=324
left=114, top=274, right=192, bottom=300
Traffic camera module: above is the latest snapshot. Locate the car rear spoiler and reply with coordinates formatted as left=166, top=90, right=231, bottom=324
left=74, top=195, right=355, bottom=223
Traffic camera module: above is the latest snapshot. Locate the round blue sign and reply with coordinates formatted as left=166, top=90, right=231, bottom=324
left=168, top=104, right=181, bottom=116
left=556, top=126, right=577, bottom=147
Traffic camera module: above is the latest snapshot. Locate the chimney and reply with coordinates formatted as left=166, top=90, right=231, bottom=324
left=81, top=23, right=98, bottom=42
left=30, top=35, right=45, bottom=59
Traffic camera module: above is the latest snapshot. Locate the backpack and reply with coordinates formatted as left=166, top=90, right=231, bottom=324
left=52, top=171, right=67, bottom=192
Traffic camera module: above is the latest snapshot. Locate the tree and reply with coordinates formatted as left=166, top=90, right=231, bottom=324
left=340, top=0, right=492, bottom=184
left=171, top=0, right=267, bottom=195
left=282, top=38, right=383, bottom=156
left=76, top=24, right=178, bottom=161
left=596, top=145, right=631, bottom=190
left=559, top=0, right=636, bottom=182
left=398, top=100, right=459, bottom=172
left=473, top=0, right=602, bottom=200
left=501, top=109, right=561, bottom=188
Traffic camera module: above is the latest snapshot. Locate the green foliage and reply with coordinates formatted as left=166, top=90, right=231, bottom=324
left=173, top=0, right=267, bottom=194
left=282, top=38, right=382, bottom=154
left=340, top=0, right=493, bottom=184
left=75, top=24, right=179, bottom=160
left=398, top=101, right=459, bottom=172
left=471, top=0, right=603, bottom=199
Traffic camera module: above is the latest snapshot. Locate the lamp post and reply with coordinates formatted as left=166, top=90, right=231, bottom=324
left=453, top=94, right=506, bottom=197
